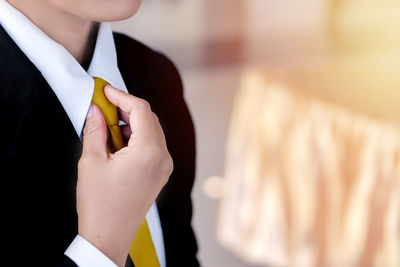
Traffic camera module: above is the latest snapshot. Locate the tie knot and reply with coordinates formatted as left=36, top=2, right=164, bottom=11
left=92, top=77, right=119, bottom=126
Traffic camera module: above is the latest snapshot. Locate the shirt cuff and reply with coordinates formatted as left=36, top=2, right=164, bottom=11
left=65, top=235, right=118, bottom=267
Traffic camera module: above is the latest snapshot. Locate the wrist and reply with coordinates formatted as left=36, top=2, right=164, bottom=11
left=65, top=235, right=119, bottom=267
left=79, top=226, right=131, bottom=267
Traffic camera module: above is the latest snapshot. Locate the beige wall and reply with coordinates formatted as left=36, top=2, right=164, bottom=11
left=244, top=0, right=327, bottom=39
left=112, top=1, right=205, bottom=48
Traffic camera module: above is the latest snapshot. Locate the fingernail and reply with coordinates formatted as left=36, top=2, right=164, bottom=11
left=87, top=104, right=94, bottom=118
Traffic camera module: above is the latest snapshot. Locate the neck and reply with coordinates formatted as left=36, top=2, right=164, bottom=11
left=7, top=0, right=95, bottom=65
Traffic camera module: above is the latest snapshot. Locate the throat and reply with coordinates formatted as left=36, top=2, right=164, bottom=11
left=81, top=22, right=99, bottom=71
left=6, top=0, right=96, bottom=67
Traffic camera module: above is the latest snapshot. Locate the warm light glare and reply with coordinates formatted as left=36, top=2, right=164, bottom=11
left=203, top=176, right=225, bottom=200
left=217, top=72, right=400, bottom=267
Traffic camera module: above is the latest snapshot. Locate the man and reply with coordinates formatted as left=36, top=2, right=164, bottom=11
left=0, top=0, right=199, bottom=266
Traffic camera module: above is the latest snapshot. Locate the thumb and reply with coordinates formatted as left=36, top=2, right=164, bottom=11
left=82, top=104, right=108, bottom=157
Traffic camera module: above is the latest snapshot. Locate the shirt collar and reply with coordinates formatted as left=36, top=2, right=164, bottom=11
left=0, top=0, right=128, bottom=138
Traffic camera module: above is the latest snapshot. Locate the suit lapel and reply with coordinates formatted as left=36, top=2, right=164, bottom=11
left=8, top=77, right=82, bottom=183
left=0, top=24, right=82, bottom=185
left=0, top=24, right=82, bottom=261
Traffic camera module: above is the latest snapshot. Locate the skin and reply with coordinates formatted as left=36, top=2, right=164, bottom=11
left=79, top=86, right=173, bottom=266
left=7, top=0, right=141, bottom=63
left=6, top=1, right=171, bottom=266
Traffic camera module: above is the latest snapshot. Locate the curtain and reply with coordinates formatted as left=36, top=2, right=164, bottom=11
left=218, top=72, right=400, bottom=267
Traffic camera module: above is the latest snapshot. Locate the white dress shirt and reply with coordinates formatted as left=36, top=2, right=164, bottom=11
left=0, top=1, right=166, bottom=266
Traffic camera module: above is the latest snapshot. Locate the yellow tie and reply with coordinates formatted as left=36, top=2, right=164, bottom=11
left=92, top=77, right=160, bottom=267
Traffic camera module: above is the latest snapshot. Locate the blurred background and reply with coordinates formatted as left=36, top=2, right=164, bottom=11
left=112, top=1, right=400, bottom=266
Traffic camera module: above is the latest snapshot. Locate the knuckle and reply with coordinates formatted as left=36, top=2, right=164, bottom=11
left=152, top=112, right=160, bottom=122
left=165, top=156, right=174, bottom=176
left=161, top=175, right=169, bottom=187
left=152, top=146, right=163, bottom=163
left=164, top=154, right=174, bottom=175
left=77, top=156, right=91, bottom=170
left=140, top=145, right=161, bottom=165
left=160, top=153, right=173, bottom=186
left=122, top=93, right=136, bottom=106
left=83, top=121, right=101, bottom=137
left=137, top=99, right=151, bottom=111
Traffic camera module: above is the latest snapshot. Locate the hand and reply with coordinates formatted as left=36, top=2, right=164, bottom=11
left=76, top=85, right=173, bottom=267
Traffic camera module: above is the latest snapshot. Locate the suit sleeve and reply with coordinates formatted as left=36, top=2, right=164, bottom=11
left=152, top=52, right=200, bottom=266
left=58, top=255, right=78, bottom=267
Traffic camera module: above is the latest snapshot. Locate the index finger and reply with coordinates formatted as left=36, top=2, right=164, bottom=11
left=104, top=85, right=155, bottom=138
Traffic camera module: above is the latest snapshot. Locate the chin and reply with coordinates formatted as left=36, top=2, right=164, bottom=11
left=97, top=0, right=142, bottom=22
left=70, top=0, right=142, bottom=22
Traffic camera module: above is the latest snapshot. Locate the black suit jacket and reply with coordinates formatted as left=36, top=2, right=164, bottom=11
left=0, top=24, right=199, bottom=267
